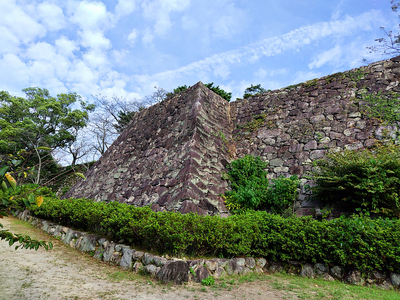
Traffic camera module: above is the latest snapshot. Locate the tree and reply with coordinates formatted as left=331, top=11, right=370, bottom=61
left=91, top=87, right=167, bottom=141
left=204, top=83, right=232, bottom=102
left=0, top=88, right=95, bottom=183
left=367, top=1, right=400, bottom=56
left=243, top=84, right=267, bottom=99
left=168, top=83, right=232, bottom=102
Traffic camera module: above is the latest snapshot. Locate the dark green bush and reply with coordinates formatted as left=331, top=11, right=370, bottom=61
left=224, top=155, right=299, bottom=214
left=308, top=143, right=400, bottom=217
left=30, top=197, right=400, bottom=274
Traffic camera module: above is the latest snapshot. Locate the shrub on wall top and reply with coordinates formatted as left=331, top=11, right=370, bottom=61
left=308, top=142, right=400, bottom=217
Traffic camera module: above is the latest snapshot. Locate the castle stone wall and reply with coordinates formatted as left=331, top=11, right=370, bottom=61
left=65, top=56, right=400, bottom=216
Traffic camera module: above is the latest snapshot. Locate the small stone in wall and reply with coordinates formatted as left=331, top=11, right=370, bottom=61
left=156, top=261, right=189, bottom=285
left=300, top=264, right=315, bottom=278
left=390, top=273, right=400, bottom=287
left=143, top=264, right=159, bottom=276
left=195, top=266, right=211, bottom=283
left=330, top=266, right=344, bottom=279
left=345, top=270, right=363, bottom=285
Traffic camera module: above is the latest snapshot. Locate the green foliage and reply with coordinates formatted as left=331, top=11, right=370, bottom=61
left=201, top=276, right=215, bottom=286
left=358, top=90, right=400, bottom=124
left=0, top=169, right=52, bottom=251
left=0, top=88, right=94, bottom=184
left=167, top=83, right=232, bottom=101
left=165, top=85, right=189, bottom=98
left=303, top=79, right=318, bottom=88
left=224, top=155, right=269, bottom=211
left=114, top=110, right=136, bottom=133
left=308, top=143, right=400, bottom=217
left=224, top=155, right=299, bottom=214
left=0, top=88, right=94, bottom=154
left=204, top=82, right=232, bottom=102
left=241, top=114, right=266, bottom=132
left=243, top=84, right=267, bottom=99
left=30, top=197, right=400, bottom=273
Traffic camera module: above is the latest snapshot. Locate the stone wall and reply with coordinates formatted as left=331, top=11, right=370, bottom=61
left=64, top=82, right=232, bottom=216
left=65, top=56, right=400, bottom=215
left=230, top=56, right=400, bottom=215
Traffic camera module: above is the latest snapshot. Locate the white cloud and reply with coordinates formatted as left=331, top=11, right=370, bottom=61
left=0, top=25, right=21, bottom=55
left=37, top=2, right=66, bottom=32
left=79, top=30, right=111, bottom=50
left=0, top=1, right=46, bottom=45
left=69, top=0, right=111, bottom=31
left=135, top=10, right=383, bottom=84
left=112, top=49, right=129, bottom=66
left=141, top=0, right=191, bottom=36
left=55, top=36, right=78, bottom=57
left=25, top=41, right=56, bottom=61
left=128, top=29, right=138, bottom=46
left=254, top=68, right=288, bottom=78
left=142, top=28, right=154, bottom=45
left=211, top=1, right=246, bottom=39
left=115, top=0, right=136, bottom=18
left=67, top=60, right=99, bottom=92
left=331, top=0, right=347, bottom=20
left=308, top=45, right=342, bottom=69
left=83, top=49, right=109, bottom=69
left=212, top=64, right=230, bottom=79
left=0, top=54, right=29, bottom=91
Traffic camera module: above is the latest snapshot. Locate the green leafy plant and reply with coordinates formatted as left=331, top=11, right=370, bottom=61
left=204, top=83, right=232, bottom=102
left=30, top=196, right=400, bottom=274
left=223, top=155, right=299, bottom=214
left=308, top=142, right=400, bottom=217
left=243, top=84, right=267, bottom=99
left=201, top=276, right=215, bottom=286
left=358, top=90, right=400, bottom=124
left=166, top=83, right=232, bottom=101
left=0, top=166, right=52, bottom=250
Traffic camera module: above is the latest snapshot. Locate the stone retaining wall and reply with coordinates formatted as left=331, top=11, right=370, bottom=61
left=63, top=56, right=400, bottom=216
left=16, top=210, right=400, bottom=289
left=229, top=56, right=400, bottom=215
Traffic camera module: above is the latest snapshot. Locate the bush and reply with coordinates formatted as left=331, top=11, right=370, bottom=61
left=308, top=142, right=400, bottom=217
left=224, top=155, right=299, bottom=214
left=243, top=84, right=267, bottom=99
left=30, top=197, right=400, bottom=274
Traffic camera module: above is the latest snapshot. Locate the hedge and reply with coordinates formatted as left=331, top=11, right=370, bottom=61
left=30, top=197, right=400, bottom=274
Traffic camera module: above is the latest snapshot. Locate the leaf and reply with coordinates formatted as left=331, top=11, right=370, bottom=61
left=0, top=166, right=9, bottom=177
left=5, top=173, right=16, bottom=190
left=28, top=193, right=35, bottom=204
left=36, top=146, right=52, bottom=151
left=75, top=172, right=86, bottom=180
left=1, top=181, right=7, bottom=193
left=23, top=198, right=31, bottom=208
left=35, top=195, right=43, bottom=208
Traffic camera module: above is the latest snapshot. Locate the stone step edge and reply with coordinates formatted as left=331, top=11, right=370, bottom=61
left=14, top=209, right=400, bottom=288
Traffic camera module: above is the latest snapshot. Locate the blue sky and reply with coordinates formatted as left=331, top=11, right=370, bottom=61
left=0, top=0, right=396, bottom=102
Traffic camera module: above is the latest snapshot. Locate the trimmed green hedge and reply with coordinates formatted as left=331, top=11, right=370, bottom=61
left=31, top=197, right=400, bottom=273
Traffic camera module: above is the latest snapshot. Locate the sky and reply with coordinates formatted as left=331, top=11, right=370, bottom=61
left=0, top=0, right=397, bottom=104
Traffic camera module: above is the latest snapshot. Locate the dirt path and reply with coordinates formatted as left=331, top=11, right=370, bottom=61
left=0, top=216, right=292, bottom=300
